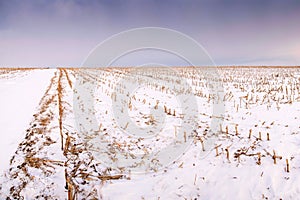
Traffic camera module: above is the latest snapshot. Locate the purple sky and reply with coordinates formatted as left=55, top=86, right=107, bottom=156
left=0, top=0, right=299, bottom=67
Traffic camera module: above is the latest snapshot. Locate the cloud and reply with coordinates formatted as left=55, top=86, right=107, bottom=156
left=0, top=0, right=299, bottom=67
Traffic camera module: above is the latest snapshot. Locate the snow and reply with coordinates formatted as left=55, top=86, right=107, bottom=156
left=1, top=67, right=300, bottom=199
left=0, top=69, right=55, bottom=173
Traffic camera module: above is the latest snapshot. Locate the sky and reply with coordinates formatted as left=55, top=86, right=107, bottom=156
left=0, top=0, right=299, bottom=67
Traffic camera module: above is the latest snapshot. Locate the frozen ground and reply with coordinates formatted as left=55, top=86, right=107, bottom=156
left=0, top=67, right=300, bottom=199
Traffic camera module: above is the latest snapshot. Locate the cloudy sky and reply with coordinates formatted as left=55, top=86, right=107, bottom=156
left=0, top=0, right=299, bottom=67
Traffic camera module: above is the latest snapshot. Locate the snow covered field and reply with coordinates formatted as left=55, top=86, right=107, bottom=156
left=1, top=67, right=300, bottom=199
